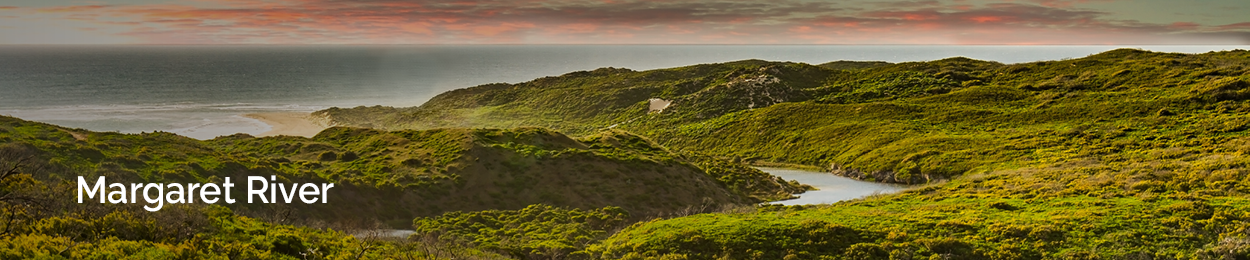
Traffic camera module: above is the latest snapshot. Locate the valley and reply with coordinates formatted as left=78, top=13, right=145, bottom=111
left=4, top=48, right=1250, bottom=259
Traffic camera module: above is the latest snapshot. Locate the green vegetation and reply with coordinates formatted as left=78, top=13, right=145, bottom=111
left=0, top=144, right=505, bottom=259
left=0, top=116, right=801, bottom=224
left=7, top=48, right=1250, bottom=259
left=413, top=204, right=629, bottom=259
left=322, top=49, right=1250, bottom=183
left=316, top=60, right=836, bottom=135
left=817, top=60, right=892, bottom=71
left=0, top=114, right=803, bottom=258
left=320, top=49, right=1250, bottom=258
left=590, top=154, right=1250, bottom=259
left=0, top=203, right=508, bottom=259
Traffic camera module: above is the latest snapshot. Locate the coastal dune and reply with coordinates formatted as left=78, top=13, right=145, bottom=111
left=244, top=112, right=327, bottom=137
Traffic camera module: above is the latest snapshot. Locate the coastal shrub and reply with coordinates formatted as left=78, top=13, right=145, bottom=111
left=301, top=49, right=1250, bottom=259
left=318, top=151, right=337, bottom=161
left=843, top=243, right=889, bottom=260
left=338, top=151, right=358, bottom=161
left=315, top=49, right=1250, bottom=184
left=412, top=204, right=629, bottom=259
left=9, top=49, right=1250, bottom=259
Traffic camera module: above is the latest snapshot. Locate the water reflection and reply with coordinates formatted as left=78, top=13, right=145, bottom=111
left=760, top=167, right=907, bottom=205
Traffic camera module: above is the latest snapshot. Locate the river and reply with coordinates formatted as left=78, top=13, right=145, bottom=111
left=358, top=168, right=906, bottom=238
left=758, top=167, right=908, bottom=205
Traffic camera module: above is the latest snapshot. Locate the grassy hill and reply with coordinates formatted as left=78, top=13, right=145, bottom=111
left=314, top=49, right=1250, bottom=259
left=588, top=150, right=1250, bottom=259
left=319, top=49, right=1250, bottom=183
left=0, top=115, right=807, bottom=258
left=7, top=48, right=1250, bottom=259
left=0, top=116, right=804, bottom=224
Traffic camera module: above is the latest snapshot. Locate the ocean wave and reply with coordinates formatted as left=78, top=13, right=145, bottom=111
left=0, top=102, right=323, bottom=140
left=1, top=102, right=328, bottom=113
left=166, top=115, right=272, bottom=140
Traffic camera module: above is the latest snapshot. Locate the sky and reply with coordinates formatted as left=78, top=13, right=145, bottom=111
left=0, top=0, right=1247, bottom=44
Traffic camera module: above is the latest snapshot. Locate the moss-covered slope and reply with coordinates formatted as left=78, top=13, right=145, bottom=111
left=307, top=49, right=1250, bottom=259
left=0, top=116, right=805, bottom=226
left=319, top=49, right=1250, bottom=183
left=588, top=138, right=1250, bottom=259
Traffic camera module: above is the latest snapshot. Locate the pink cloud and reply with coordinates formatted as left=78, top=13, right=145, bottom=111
left=3, top=0, right=1246, bottom=44
left=471, top=22, right=535, bottom=36
left=1169, top=22, right=1200, bottom=29
left=548, top=23, right=600, bottom=34
left=967, top=16, right=1004, bottom=23
left=1219, top=22, right=1250, bottom=30
left=1028, top=0, right=1115, bottom=8
left=36, top=5, right=109, bottom=13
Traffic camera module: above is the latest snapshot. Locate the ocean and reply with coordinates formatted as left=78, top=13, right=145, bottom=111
left=1, top=45, right=1243, bottom=139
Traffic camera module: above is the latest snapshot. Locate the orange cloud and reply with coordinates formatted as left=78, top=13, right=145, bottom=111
left=968, top=16, right=1004, bottom=23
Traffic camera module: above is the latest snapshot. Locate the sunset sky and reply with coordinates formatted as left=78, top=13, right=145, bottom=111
left=1, top=0, right=1247, bottom=44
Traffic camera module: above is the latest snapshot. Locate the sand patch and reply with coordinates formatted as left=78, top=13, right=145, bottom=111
left=59, top=129, right=87, bottom=141
left=648, top=98, right=672, bottom=113
left=244, top=112, right=327, bottom=138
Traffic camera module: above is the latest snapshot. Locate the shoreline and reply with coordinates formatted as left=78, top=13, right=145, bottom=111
left=243, top=112, right=327, bottom=138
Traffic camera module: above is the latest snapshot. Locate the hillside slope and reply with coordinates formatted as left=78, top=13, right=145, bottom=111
left=307, top=49, right=1250, bottom=258
left=590, top=146, right=1250, bottom=259
left=319, top=49, right=1250, bottom=184
left=0, top=116, right=805, bottom=226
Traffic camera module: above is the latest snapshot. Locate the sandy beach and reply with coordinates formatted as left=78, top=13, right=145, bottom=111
left=243, top=112, right=327, bottom=137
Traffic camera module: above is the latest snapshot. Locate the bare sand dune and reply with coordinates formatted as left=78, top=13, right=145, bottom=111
left=244, top=112, right=327, bottom=137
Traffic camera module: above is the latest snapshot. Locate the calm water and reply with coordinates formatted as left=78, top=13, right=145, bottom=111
left=760, top=167, right=907, bottom=205
left=0, top=45, right=1243, bottom=139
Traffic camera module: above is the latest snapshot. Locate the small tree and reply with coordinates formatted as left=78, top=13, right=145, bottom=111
left=0, top=144, right=45, bottom=236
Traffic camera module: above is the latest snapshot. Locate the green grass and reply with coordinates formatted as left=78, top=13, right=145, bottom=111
left=0, top=115, right=804, bottom=225
left=7, top=48, right=1250, bottom=259
left=589, top=153, right=1250, bottom=259
left=0, top=117, right=808, bottom=258
left=322, top=49, right=1250, bottom=183
left=317, top=49, right=1250, bottom=259
left=412, top=204, right=630, bottom=259
left=1, top=202, right=508, bottom=259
